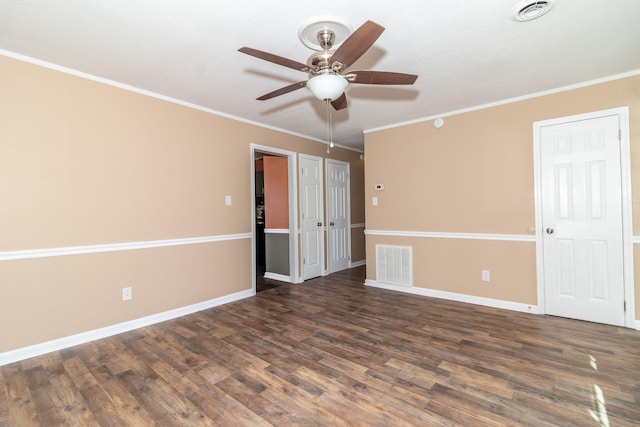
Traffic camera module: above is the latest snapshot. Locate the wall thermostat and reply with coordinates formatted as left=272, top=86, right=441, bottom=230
left=375, top=184, right=384, bottom=191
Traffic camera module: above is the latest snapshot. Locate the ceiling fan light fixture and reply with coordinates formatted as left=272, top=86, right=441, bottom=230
left=306, top=73, right=348, bottom=101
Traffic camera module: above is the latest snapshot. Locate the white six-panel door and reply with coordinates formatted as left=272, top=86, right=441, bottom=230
left=300, top=155, right=324, bottom=280
left=540, top=114, right=625, bottom=326
left=327, top=159, right=350, bottom=273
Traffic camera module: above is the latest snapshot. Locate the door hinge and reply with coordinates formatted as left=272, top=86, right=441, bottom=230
left=619, top=129, right=622, bottom=141
left=624, top=300, right=626, bottom=312
left=303, top=258, right=306, bottom=265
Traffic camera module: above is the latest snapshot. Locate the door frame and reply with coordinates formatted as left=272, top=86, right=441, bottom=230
left=250, top=144, right=299, bottom=293
left=533, top=106, right=635, bottom=327
left=299, top=154, right=325, bottom=280
left=326, top=158, right=351, bottom=274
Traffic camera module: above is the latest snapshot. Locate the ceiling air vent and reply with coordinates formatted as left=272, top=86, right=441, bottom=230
left=511, top=0, right=556, bottom=22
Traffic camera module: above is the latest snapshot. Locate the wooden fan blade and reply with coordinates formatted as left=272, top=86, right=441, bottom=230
left=238, top=47, right=310, bottom=72
left=256, top=81, right=307, bottom=100
left=329, top=21, right=385, bottom=70
left=331, top=93, right=348, bottom=110
left=349, top=71, right=418, bottom=85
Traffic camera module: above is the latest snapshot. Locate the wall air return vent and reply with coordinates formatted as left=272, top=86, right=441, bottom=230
left=376, top=244, right=413, bottom=287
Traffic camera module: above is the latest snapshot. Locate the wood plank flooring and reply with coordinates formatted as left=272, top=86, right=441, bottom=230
left=2, top=266, right=640, bottom=426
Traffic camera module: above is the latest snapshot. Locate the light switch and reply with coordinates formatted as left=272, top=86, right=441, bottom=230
left=225, top=195, right=232, bottom=206
left=372, top=196, right=378, bottom=206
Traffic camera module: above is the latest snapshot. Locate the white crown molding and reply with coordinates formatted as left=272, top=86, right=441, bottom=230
left=365, top=279, right=539, bottom=314
left=0, top=49, right=364, bottom=154
left=364, top=68, right=640, bottom=135
left=0, top=233, right=252, bottom=262
left=0, top=288, right=254, bottom=366
left=365, top=229, right=535, bottom=242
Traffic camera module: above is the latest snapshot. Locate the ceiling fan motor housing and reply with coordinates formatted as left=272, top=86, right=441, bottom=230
left=307, top=50, right=336, bottom=73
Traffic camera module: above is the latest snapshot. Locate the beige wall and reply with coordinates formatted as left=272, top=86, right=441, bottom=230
left=0, top=55, right=365, bottom=354
left=365, top=74, right=640, bottom=318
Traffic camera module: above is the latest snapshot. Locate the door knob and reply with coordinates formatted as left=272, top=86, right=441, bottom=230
left=546, top=228, right=554, bottom=234
left=317, top=222, right=322, bottom=226
left=330, top=222, right=335, bottom=226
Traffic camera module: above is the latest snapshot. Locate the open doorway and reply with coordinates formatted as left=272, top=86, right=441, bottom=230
left=251, top=144, right=298, bottom=293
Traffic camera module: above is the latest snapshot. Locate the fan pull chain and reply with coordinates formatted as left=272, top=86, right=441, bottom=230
left=326, top=99, right=331, bottom=153
left=329, top=103, right=334, bottom=149
left=324, top=99, right=333, bottom=154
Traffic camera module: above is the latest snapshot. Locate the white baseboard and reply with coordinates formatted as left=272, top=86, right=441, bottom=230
left=320, top=261, right=365, bottom=276
left=263, top=272, right=292, bottom=283
left=636, top=320, right=640, bottom=331
left=0, top=288, right=254, bottom=367
left=3, top=279, right=633, bottom=367
left=364, top=279, right=539, bottom=314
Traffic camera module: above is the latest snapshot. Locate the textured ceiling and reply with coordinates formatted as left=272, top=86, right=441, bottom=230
left=1, top=0, right=639, bottom=151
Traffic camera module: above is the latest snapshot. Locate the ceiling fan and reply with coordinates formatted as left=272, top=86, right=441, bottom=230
left=238, top=20, right=418, bottom=111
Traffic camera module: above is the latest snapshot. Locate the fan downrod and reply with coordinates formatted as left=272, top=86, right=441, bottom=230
left=317, top=29, right=335, bottom=50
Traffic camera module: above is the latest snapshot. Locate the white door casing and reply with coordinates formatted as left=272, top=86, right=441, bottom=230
left=327, top=159, right=350, bottom=274
left=300, top=155, right=324, bottom=280
left=250, top=144, right=300, bottom=289
left=534, top=107, right=634, bottom=327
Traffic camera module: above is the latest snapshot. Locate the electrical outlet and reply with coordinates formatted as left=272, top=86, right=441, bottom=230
left=122, top=286, right=132, bottom=301
left=482, top=270, right=490, bottom=282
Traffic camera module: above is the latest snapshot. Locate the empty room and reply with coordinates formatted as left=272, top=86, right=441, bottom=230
left=1, top=1, right=640, bottom=425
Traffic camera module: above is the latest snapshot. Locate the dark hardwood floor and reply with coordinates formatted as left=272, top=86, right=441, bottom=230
left=2, top=266, right=640, bottom=426
left=256, top=266, right=285, bottom=293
